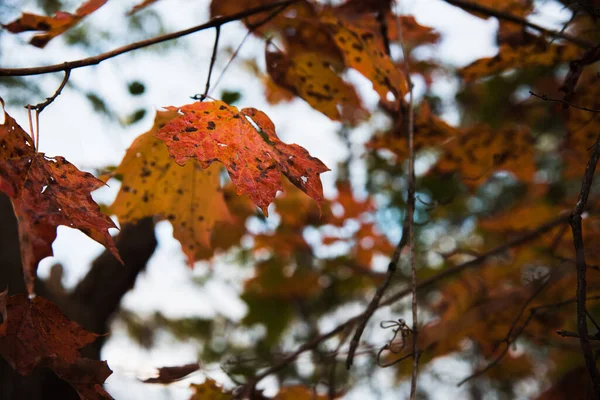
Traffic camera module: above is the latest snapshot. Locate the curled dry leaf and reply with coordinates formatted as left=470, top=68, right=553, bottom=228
left=3, top=0, right=107, bottom=48
left=143, top=362, right=200, bottom=384
left=0, top=103, right=120, bottom=294
left=107, top=110, right=235, bottom=264
left=156, top=100, right=329, bottom=215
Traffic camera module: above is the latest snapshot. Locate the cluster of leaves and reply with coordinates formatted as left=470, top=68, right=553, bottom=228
left=2, top=0, right=600, bottom=398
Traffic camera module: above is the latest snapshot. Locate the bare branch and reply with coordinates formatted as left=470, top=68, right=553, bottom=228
left=193, top=26, right=221, bottom=102
left=569, top=134, right=600, bottom=396
left=27, top=70, right=71, bottom=113
left=443, top=0, right=594, bottom=48
left=529, top=91, right=600, bottom=113
left=0, top=0, right=298, bottom=77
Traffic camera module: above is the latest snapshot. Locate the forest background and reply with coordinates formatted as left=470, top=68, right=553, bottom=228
left=0, top=0, right=597, bottom=399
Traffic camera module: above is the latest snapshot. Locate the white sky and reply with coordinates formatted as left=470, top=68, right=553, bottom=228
left=0, top=0, right=572, bottom=398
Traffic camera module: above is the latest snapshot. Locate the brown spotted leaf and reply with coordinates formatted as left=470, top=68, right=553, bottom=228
left=266, top=48, right=366, bottom=124
left=108, top=110, right=234, bottom=264
left=320, top=14, right=408, bottom=107
left=460, top=41, right=582, bottom=83
left=366, top=102, right=461, bottom=160
left=0, top=105, right=120, bottom=294
left=0, top=294, right=100, bottom=375
left=156, top=100, right=329, bottom=215
left=437, top=125, right=535, bottom=186
left=3, top=0, right=107, bottom=48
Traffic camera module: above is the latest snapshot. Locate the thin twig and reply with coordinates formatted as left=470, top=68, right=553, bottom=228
left=457, top=278, right=549, bottom=386
left=344, top=1, right=419, bottom=374
left=529, top=91, right=600, bottom=113
left=443, top=0, right=594, bottom=48
left=27, top=69, right=71, bottom=113
left=557, top=329, right=600, bottom=340
left=569, top=134, right=600, bottom=396
left=209, top=2, right=291, bottom=97
left=0, top=0, right=298, bottom=77
left=394, top=2, right=420, bottom=396
left=194, top=26, right=220, bottom=101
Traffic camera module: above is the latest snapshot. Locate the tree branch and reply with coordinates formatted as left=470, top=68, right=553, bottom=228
left=443, top=0, right=595, bottom=48
left=569, top=134, right=600, bottom=396
left=0, top=0, right=297, bottom=77
left=239, top=213, right=570, bottom=395
left=529, top=91, right=600, bottom=113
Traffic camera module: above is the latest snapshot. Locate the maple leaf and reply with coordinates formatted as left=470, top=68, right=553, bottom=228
left=459, top=40, right=582, bottom=83
left=108, top=110, right=235, bottom=264
left=366, top=101, right=461, bottom=160
left=266, top=48, right=367, bottom=124
left=156, top=100, right=329, bottom=215
left=3, top=0, right=107, bottom=48
left=0, top=292, right=97, bottom=374
left=320, top=14, right=408, bottom=107
left=437, top=124, right=535, bottom=186
left=52, top=358, right=114, bottom=400
left=0, top=105, right=120, bottom=294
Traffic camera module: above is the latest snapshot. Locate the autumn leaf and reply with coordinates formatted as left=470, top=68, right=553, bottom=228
left=437, top=124, right=535, bottom=186
left=0, top=292, right=99, bottom=374
left=189, top=378, right=233, bottom=400
left=459, top=40, right=582, bottom=83
left=210, top=0, right=316, bottom=35
left=366, top=101, right=461, bottom=160
left=320, top=14, right=408, bottom=107
left=0, top=104, right=120, bottom=294
left=156, top=100, right=329, bottom=215
left=52, top=358, right=114, bottom=400
left=266, top=48, right=367, bottom=124
left=143, top=362, right=200, bottom=384
left=107, top=110, right=235, bottom=264
left=3, top=0, right=107, bottom=48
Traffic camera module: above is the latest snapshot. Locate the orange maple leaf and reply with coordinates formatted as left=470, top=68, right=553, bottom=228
left=3, top=0, right=107, bottom=48
left=156, top=100, right=329, bottom=215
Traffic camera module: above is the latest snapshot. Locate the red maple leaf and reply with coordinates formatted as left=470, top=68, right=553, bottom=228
left=156, top=100, right=329, bottom=215
left=0, top=104, right=120, bottom=294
